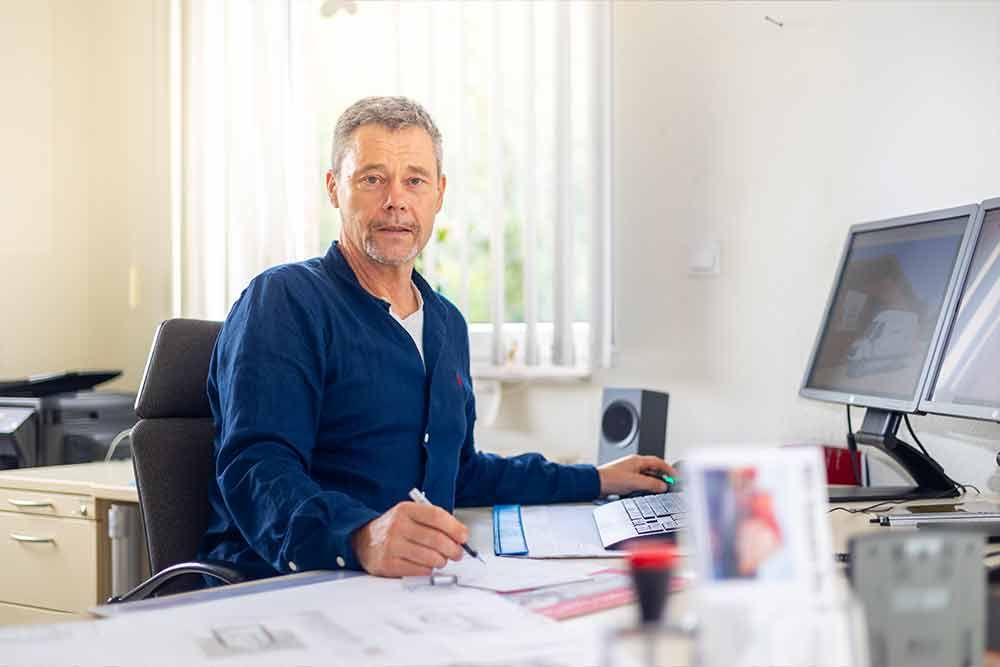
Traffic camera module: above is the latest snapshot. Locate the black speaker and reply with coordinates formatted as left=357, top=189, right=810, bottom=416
left=597, top=388, right=669, bottom=465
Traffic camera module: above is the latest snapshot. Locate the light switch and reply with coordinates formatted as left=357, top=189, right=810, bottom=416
left=688, top=241, right=721, bottom=276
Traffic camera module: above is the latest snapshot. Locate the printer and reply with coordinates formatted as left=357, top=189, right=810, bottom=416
left=0, top=371, right=137, bottom=469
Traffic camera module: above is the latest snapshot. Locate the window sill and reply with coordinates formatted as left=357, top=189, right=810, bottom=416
left=470, top=364, right=592, bottom=383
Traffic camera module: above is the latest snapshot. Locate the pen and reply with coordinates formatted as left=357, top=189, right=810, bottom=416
left=408, top=488, right=485, bottom=563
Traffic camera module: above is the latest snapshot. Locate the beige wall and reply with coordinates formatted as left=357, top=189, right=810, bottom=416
left=0, top=0, right=171, bottom=391
left=477, top=2, right=1000, bottom=491
left=1, top=1, right=89, bottom=376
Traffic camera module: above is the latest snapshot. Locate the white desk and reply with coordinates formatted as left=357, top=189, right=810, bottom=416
left=4, top=465, right=999, bottom=666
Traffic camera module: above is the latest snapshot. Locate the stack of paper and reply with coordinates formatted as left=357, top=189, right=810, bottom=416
left=437, top=553, right=591, bottom=592
left=3, top=576, right=600, bottom=667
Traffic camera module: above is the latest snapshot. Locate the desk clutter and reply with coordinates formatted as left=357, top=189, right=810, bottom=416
left=7, top=446, right=1000, bottom=666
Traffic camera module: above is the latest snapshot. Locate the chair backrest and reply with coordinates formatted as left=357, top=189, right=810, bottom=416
left=131, top=318, right=222, bottom=581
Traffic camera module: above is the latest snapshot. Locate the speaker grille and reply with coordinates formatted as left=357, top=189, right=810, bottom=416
left=602, top=401, right=638, bottom=447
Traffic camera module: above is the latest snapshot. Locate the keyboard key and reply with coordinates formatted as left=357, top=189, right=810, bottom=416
left=639, top=504, right=655, bottom=520
left=665, top=495, right=687, bottom=512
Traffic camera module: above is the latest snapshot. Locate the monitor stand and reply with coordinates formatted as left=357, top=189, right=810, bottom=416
left=827, top=408, right=959, bottom=503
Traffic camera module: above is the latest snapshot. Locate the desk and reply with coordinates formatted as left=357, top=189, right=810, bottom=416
left=7, top=500, right=871, bottom=666
left=0, top=461, right=138, bottom=625
left=3, top=475, right=996, bottom=665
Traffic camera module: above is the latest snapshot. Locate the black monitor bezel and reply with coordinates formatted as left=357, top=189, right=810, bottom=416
left=799, top=204, right=979, bottom=414
left=920, top=198, right=1000, bottom=422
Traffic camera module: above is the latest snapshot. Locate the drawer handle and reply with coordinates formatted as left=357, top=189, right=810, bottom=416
left=9, top=533, right=56, bottom=544
left=8, top=499, right=55, bottom=509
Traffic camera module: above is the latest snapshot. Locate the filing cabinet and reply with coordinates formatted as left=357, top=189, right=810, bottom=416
left=0, top=462, right=138, bottom=625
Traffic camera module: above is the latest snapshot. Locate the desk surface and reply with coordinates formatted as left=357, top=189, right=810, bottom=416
left=3, top=462, right=996, bottom=665
left=0, top=461, right=137, bottom=503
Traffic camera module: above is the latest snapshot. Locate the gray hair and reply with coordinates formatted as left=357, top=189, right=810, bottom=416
left=330, top=96, right=443, bottom=178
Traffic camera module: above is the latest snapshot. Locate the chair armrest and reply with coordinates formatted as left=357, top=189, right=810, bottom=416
left=106, top=560, right=248, bottom=604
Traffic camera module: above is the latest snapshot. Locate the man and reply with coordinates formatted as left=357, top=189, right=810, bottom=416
left=201, top=96, right=675, bottom=579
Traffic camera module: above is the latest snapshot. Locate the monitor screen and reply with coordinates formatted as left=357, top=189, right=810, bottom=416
left=926, top=206, right=1000, bottom=414
left=803, top=215, right=969, bottom=406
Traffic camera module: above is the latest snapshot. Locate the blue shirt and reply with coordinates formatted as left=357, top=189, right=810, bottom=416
left=201, top=242, right=600, bottom=579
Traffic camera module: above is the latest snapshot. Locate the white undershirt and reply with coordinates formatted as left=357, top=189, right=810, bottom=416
left=389, top=283, right=424, bottom=363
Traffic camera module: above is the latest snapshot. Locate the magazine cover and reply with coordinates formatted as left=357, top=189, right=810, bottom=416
left=683, top=447, right=857, bottom=666
left=685, top=446, right=836, bottom=601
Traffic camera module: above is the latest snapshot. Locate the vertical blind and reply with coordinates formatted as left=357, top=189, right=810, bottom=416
left=311, top=0, right=614, bottom=373
left=177, top=0, right=317, bottom=320
left=175, top=0, right=613, bottom=373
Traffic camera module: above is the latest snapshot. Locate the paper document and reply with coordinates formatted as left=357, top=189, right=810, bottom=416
left=5, top=575, right=597, bottom=667
left=518, top=504, right=623, bottom=558
left=437, top=554, right=591, bottom=592
left=504, top=568, right=692, bottom=620
left=91, top=570, right=361, bottom=617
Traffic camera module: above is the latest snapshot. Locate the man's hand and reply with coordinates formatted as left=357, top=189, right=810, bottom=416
left=597, top=455, right=678, bottom=497
left=350, top=501, right=469, bottom=577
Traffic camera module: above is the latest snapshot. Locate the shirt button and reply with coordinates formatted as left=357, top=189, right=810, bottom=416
left=336, top=556, right=346, bottom=568
left=424, top=433, right=430, bottom=444
left=288, top=561, right=298, bottom=572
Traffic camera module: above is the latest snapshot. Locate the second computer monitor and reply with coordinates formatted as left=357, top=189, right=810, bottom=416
left=922, top=198, right=1000, bottom=421
left=800, top=205, right=978, bottom=413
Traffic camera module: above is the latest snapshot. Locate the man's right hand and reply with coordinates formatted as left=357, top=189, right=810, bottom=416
left=350, top=501, right=469, bottom=577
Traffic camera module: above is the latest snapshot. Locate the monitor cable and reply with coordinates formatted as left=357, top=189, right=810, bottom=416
left=903, top=415, right=982, bottom=495
left=828, top=500, right=899, bottom=515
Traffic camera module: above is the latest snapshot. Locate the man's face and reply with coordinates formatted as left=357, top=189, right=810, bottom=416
left=327, top=124, right=446, bottom=267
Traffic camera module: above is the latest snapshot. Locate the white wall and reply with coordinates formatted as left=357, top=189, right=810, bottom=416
left=477, top=1, right=1000, bottom=492
left=0, top=0, right=171, bottom=391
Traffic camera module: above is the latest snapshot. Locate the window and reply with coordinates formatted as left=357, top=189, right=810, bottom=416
left=177, top=0, right=613, bottom=376
left=310, top=1, right=613, bottom=375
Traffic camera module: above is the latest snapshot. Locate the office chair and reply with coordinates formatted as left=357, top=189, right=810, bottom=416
left=108, top=318, right=246, bottom=603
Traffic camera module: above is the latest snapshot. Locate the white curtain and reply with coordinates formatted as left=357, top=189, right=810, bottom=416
left=174, top=0, right=612, bottom=373
left=309, top=1, right=614, bottom=373
left=178, top=0, right=318, bottom=320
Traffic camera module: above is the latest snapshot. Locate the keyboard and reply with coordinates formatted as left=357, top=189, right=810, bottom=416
left=592, top=492, right=687, bottom=549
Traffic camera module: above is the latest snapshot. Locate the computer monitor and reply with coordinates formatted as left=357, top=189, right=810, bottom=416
left=921, top=198, right=1000, bottom=422
left=800, top=205, right=979, bottom=501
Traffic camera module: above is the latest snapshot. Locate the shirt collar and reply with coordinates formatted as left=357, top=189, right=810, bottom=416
left=322, top=241, right=438, bottom=319
left=389, top=281, right=423, bottom=320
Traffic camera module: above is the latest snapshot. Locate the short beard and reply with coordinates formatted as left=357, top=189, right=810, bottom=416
left=364, top=237, right=420, bottom=266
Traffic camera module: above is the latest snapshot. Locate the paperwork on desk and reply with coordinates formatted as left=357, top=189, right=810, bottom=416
left=436, top=551, right=591, bottom=592
left=3, top=576, right=599, bottom=667
left=516, top=504, right=623, bottom=558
